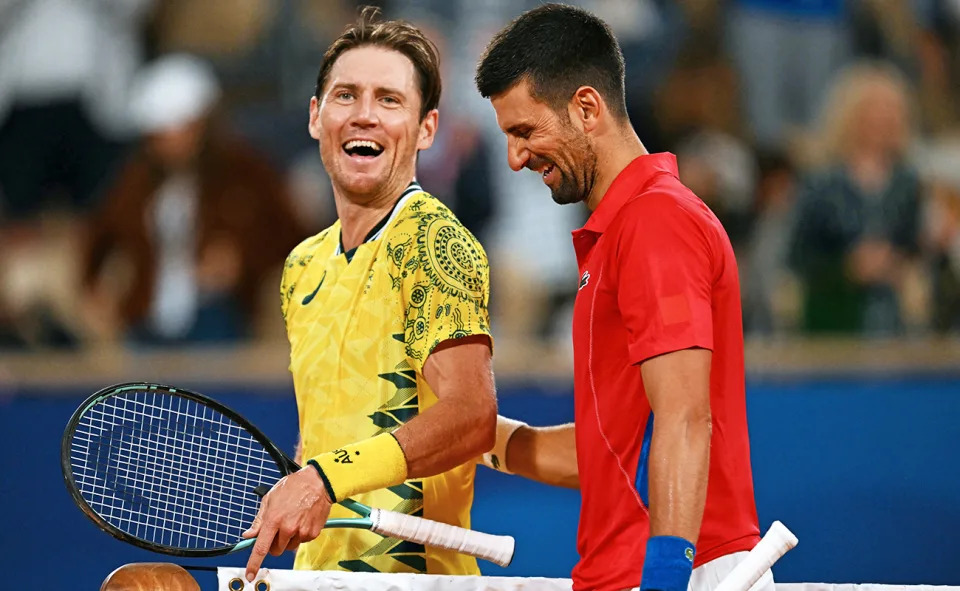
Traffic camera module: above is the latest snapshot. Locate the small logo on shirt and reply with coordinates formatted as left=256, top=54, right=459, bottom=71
left=685, top=547, right=694, bottom=562
left=578, top=271, right=591, bottom=291
left=301, top=272, right=326, bottom=305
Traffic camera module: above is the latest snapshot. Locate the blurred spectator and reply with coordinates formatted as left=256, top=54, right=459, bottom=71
left=411, top=20, right=496, bottom=244
left=742, top=150, right=801, bottom=335
left=485, top=162, right=584, bottom=349
left=418, top=120, right=495, bottom=243
left=80, top=55, right=305, bottom=346
left=583, top=0, right=690, bottom=152
left=850, top=0, right=960, bottom=134
left=0, top=0, right=156, bottom=349
left=0, top=213, right=88, bottom=349
left=0, top=0, right=154, bottom=219
left=654, top=38, right=742, bottom=151
left=726, top=0, right=849, bottom=151
left=789, top=61, right=923, bottom=335
left=676, top=130, right=758, bottom=251
left=917, top=137, right=960, bottom=333
left=285, top=151, right=337, bottom=235
left=850, top=0, right=923, bottom=76
left=151, top=0, right=276, bottom=59
left=915, top=0, right=960, bottom=132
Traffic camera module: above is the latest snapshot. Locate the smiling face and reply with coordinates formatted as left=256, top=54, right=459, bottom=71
left=309, top=45, right=437, bottom=203
left=490, top=79, right=597, bottom=205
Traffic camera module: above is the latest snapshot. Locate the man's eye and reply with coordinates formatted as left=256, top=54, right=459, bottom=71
left=337, top=92, right=353, bottom=100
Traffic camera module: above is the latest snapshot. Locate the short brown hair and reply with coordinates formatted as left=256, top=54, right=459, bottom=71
left=315, top=6, right=441, bottom=121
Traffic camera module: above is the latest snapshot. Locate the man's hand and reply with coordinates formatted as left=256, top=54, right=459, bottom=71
left=242, top=468, right=333, bottom=581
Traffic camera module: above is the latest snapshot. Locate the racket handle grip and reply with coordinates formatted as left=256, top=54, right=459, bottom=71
left=369, top=508, right=516, bottom=567
left=714, top=521, right=798, bottom=591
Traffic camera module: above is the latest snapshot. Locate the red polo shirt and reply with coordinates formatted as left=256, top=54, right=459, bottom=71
left=570, top=153, right=760, bottom=591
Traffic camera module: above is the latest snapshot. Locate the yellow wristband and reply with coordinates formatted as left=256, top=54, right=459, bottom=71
left=309, top=433, right=409, bottom=502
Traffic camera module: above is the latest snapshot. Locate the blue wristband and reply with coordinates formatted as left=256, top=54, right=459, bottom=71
left=640, top=536, right=696, bottom=591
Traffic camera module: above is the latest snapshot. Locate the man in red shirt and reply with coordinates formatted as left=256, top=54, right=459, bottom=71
left=474, top=5, right=767, bottom=591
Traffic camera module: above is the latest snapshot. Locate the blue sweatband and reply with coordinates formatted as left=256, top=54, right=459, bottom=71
left=640, top=536, right=696, bottom=591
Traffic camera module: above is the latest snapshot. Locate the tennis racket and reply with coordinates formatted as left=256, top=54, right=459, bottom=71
left=61, top=382, right=515, bottom=566
left=714, top=521, right=798, bottom=591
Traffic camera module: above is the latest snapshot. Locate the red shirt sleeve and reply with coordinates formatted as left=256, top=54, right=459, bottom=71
left=614, top=193, right=716, bottom=365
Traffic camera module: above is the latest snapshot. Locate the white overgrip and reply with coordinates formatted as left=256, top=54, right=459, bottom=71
left=369, top=508, right=516, bottom=567
left=713, top=521, right=799, bottom=591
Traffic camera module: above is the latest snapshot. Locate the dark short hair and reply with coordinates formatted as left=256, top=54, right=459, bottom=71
left=315, top=6, right=441, bottom=120
left=475, top=3, right=627, bottom=119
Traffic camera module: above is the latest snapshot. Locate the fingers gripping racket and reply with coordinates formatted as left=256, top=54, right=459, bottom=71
left=61, top=383, right=515, bottom=566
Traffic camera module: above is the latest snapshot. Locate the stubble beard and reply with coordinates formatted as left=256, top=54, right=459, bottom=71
left=550, top=137, right=597, bottom=206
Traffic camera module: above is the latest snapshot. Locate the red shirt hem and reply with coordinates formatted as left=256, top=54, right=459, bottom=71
left=694, top=532, right=761, bottom=568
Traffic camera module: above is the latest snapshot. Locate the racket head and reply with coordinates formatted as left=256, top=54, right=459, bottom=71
left=60, top=382, right=297, bottom=557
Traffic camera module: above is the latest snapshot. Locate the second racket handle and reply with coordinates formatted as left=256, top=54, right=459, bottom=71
left=369, top=508, right=516, bottom=567
left=713, top=521, right=798, bottom=591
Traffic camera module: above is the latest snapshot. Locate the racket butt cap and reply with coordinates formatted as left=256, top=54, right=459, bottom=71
left=767, top=520, right=799, bottom=549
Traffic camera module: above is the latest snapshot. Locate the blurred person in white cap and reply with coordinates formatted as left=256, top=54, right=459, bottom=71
left=80, top=54, right=304, bottom=346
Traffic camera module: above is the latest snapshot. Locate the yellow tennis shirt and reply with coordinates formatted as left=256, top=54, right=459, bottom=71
left=281, top=183, right=491, bottom=575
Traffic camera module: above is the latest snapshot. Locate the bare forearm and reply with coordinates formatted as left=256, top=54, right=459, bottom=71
left=394, top=344, right=497, bottom=478
left=395, top=396, right=496, bottom=477
left=648, top=415, right=711, bottom=541
left=508, top=423, right=579, bottom=489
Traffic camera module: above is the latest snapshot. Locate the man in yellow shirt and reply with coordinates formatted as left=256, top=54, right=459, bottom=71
left=242, top=7, right=497, bottom=582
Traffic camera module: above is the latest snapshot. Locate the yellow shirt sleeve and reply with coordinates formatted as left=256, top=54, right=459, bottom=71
left=390, top=210, right=491, bottom=373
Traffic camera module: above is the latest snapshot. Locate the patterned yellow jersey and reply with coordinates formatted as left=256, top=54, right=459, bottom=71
left=281, top=182, right=491, bottom=575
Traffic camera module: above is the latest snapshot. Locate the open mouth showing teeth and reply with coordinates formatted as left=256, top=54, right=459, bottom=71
left=343, top=140, right=384, bottom=158
left=542, top=164, right=555, bottom=178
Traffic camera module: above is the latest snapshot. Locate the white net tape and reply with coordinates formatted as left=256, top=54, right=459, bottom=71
left=217, top=569, right=575, bottom=591
left=217, top=521, right=797, bottom=590
left=215, top=571, right=960, bottom=591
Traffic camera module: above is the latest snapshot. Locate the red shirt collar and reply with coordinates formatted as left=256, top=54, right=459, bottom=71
left=581, top=152, right=679, bottom=235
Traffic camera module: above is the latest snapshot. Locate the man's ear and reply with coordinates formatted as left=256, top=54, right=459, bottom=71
left=568, top=86, right=604, bottom=134
left=417, top=109, right=439, bottom=151
left=308, top=96, right=322, bottom=140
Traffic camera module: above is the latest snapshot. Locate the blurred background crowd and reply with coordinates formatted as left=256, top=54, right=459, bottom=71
left=2, top=0, right=960, bottom=354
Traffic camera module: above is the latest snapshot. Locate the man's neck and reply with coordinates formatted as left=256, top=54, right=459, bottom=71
left=334, top=177, right=413, bottom=251
left=585, top=129, right=648, bottom=212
